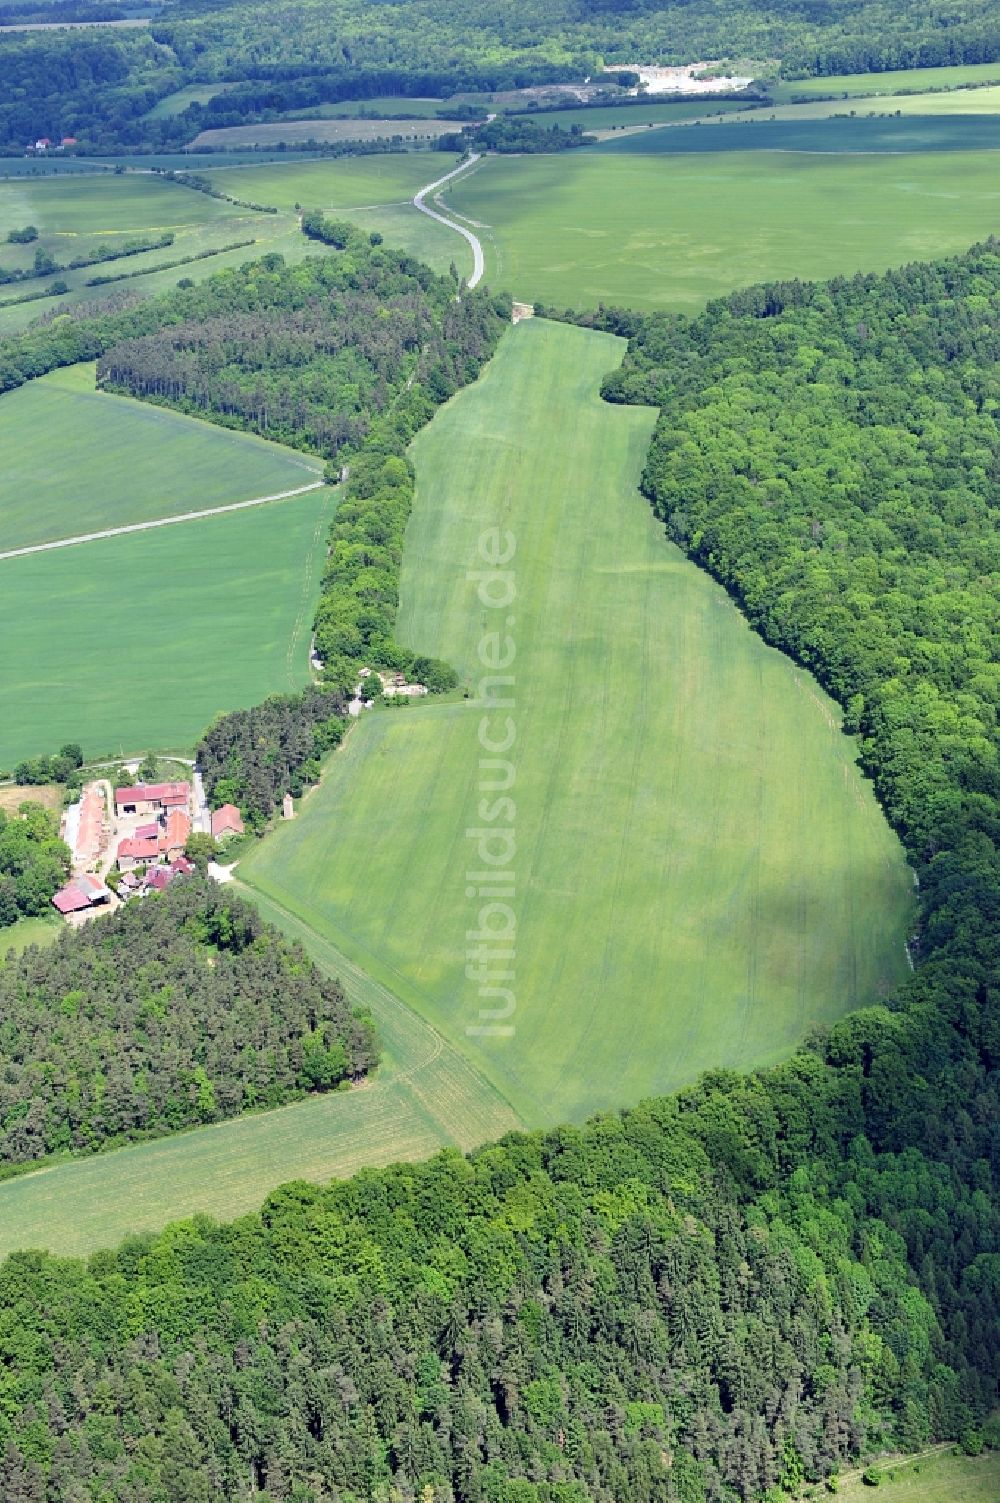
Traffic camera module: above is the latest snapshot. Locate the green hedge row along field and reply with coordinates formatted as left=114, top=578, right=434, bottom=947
left=0, top=363, right=319, bottom=551
left=0, top=488, right=335, bottom=767
left=241, top=319, right=914, bottom=1128
left=445, top=148, right=1000, bottom=312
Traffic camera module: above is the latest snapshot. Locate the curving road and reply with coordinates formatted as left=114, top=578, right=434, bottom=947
left=413, top=154, right=485, bottom=287
left=0, top=478, right=325, bottom=563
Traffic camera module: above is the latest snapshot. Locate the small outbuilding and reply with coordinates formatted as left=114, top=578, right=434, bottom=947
left=211, top=803, right=245, bottom=839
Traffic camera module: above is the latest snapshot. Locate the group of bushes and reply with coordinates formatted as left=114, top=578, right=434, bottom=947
left=0, top=802, right=69, bottom=930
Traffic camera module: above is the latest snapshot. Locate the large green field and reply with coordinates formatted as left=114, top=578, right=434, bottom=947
left=444, top=149, right=1000, bottom=311
left=0, top=363, right=319, bottom=551
left=241, top=320, right=913, bottom=1126
left=0, top=486, right=335, bottom=767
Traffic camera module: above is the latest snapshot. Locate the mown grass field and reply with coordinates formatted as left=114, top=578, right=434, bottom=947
left=0, top=363, right=319, bottom=551
left=0, top=486, right=335, bottom=766
left=241, top=320, right=914, bottom=1127
left=445, top=149, right=1000, bottom=311
left=837, top=1448, right=1000, bottom=1502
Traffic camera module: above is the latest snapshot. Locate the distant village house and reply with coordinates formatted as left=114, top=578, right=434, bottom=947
left=52, top=872, right=112, bottom=917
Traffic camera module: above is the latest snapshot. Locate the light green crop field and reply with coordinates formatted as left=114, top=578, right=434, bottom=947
left=0, top=363, right=320, bottom=551
left=0, top=487, right=335, bottom=766
left=207, top=153, right=460, bottom=212
left=769, top=61, right=1000, bottom=102
left=242, top=320, right=914, bottom=1127
left=0, top=172, right=241, bottom=237
left=690, top=83, right=1000, bottom=129
left=444, top=149, right=1000, bottom=311
left=147, top=83, right=240, bottom=118
left=838, top=1448, right=1000, bottom=1502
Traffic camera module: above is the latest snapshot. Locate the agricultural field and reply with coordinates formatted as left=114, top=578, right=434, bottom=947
left=209, top=153, right=461, bottom=213
left=768, top=61, right=1000, bottom=103
left=241, top=319, right=914, bottom=1127
left=444, top=147, right=1000, bottom=311
left=146, top=82, right=240, bottom=118
left=0, top=168, right=285, bottom=333
left=191, top=119, right=463, bottom=149
left=0, top=485, right=335, bottom=767
left=0, top=363, right=319, bottom=552
left=706, top=83, right=1000, bottom=128
left=595, top=114, right=1000, bottom=152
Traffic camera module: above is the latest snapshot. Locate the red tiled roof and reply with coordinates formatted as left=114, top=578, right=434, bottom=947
left=170, top=854, right=195, bottom=874
left=164, top=809, right=191, bottom=847
left=146, top=866, right=175, bottom=891
left=52, top=884, right=90, bottom=914
left=115, top=781, right=189, bottom=808
left=117, top=837, right=160, bottom=862
left=134, top=822, right=160, bottom=840
left=211, top=803, right=244, bottom=837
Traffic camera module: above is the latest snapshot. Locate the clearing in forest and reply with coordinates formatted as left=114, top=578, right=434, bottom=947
left=0, top=363, right=319, bottom=553
left=241, top=319, right=914, bottom=1127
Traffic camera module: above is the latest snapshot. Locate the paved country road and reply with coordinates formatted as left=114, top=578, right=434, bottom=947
left=0, top=479, right=325, bottom=562
left=413, top=154, right=485, bottom=286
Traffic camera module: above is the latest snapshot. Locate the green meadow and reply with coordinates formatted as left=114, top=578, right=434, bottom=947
left=445, top=148, right=1000, bottom=311
left=594, top=114, right=1000, bottom=153
left=192, top=119, right=459, bottom=149
left=0, top=487, right=335, bottom=767
left=837, top=1449, right=1000, bottom=1503
left=241, top=320, right=913, bottom=1127
left=208, top=154, right=458, bottom=213
left=0, top=363, right=319, bottom=551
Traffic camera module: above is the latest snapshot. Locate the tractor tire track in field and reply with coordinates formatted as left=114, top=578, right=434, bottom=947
left=412, top=155, right=486, bottom=286
left=0, top=479, right=325, bottom=562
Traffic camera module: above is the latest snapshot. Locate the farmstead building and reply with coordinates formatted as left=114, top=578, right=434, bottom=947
left=115, top=781, right=190, bottom=817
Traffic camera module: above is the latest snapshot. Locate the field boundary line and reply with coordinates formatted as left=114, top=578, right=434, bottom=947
left=0, top=479, right=326, bottom=562
left=413, top=155, right=485, bottom=286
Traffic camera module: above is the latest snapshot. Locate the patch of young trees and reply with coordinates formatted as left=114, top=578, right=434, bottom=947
left=0, top=801, right=69, bottom=928
left=0, top=877, right=379, bottom=1163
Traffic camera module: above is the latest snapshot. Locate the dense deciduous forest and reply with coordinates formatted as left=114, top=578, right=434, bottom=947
left=0, top=243, right=993, bottom=1500
left=3, top=0, right=1000, bottom=149
left=0, top=801, right=69, bottom=928
left=0, top=877, right=379, bottom=1163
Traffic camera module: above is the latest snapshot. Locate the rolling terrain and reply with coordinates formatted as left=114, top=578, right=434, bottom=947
left=444, top=146, right=1000, bottom=311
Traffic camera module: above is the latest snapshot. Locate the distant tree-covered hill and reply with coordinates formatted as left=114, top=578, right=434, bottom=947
left=2, top=0, right=1000, bottom=149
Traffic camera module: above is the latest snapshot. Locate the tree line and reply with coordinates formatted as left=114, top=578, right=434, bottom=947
left=0, top=876, right=379, bottom=1166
